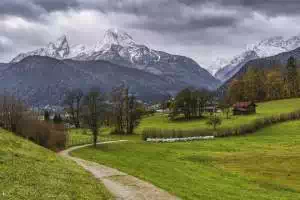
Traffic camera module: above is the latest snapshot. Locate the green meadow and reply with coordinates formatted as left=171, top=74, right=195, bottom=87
left=68, top=98, right=300, bottom=200
left=72, top=120, right=300, bottom=200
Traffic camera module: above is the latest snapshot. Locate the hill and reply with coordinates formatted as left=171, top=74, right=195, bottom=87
left=0, top=129, right=112, bottom=199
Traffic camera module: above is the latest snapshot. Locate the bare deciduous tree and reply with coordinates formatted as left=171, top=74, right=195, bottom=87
left=111, top=85, right=141, bottom=135
left=64, top=89, right=83, bottom=128
left=83, top=88, right=105, bottom=147
left=0, top=94, right=26, bottom=132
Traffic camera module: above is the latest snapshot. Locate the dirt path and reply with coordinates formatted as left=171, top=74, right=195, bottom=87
left=59, top=141, right=180, bottom=200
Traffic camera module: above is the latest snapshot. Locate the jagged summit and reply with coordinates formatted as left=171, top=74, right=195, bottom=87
left=93, top=28, right=136, bottom=52
left=11, top=35, right=70, bottom=63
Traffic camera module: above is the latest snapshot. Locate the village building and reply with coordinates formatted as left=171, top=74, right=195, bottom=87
left=233, top=101, right=257, bottom=115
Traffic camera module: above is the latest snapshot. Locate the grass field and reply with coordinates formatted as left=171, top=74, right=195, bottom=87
left=72, top=120, right=300, bottom=200
left=136, top=98, right=300, bottom=134
left=0, top=129, right=112, bottom=200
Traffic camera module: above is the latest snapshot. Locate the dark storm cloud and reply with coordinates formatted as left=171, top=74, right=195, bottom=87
left=130, top=16, right=238, bottom=33
left=76, top=0, right=244, bottom=33
left=32, top=0, right=79, bottom=12
left=1, top=0, right=299, bottom=21
left=218, top=0, right=300, bottom=16
left=0, top=0, right=78, bottom=19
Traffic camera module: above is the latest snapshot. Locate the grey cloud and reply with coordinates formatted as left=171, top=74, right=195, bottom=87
left=0, top=44, right=6, bottom=53
left=1, top=0, right=300, bottom=66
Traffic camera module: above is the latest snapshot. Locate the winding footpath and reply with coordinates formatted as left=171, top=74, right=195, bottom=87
left=59, top=141, right=180, bottom=200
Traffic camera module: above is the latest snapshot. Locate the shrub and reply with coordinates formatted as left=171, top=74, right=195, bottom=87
left=206, top=115, right=222, bottom=131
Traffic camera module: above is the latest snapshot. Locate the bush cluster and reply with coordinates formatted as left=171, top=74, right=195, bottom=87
left=16, top=116, right=67, bottom=151
left=216, top=110, right=300, bottom=137
left=142, top=110, right=300, bottom=140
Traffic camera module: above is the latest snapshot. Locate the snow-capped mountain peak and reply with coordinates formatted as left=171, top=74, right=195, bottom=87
left=215, top=34, right=300, bottom=82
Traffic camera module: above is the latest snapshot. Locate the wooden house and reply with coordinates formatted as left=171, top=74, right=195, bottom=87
left=233, top=101, right=257, bottom=115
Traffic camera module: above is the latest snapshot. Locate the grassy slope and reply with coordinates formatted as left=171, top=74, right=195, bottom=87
left=0, top=129, right=112, bottom=200
left=136, top=98, right=300, bottom=133
left=72, top=121, right=300, bottom=200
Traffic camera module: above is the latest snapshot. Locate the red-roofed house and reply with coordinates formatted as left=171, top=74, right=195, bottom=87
left=233, top=101, right=257, bottom=115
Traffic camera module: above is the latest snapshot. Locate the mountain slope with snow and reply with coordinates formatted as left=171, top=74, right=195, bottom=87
left=215, top=35, right=300, bottom=82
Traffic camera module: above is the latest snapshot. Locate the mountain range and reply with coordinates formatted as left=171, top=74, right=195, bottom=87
left=214, top=35, right=300, bottom=82
left=4, top=28, right=300, bottom=105
left=2, top=29, right=220, bottom=105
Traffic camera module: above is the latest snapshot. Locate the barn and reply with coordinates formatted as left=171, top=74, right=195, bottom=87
left=233, top=101, right=257, bottom=115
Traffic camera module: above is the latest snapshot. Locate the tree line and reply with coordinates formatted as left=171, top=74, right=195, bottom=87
left=228, top=56, right=300, bottom=103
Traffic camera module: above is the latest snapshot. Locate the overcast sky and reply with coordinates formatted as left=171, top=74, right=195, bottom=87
left=1, top=0, right=300, bottom=68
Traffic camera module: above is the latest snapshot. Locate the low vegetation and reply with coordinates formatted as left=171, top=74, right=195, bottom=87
left=72, top=120, right=300, bottom=200
left=0, top=129, right=112, bottom=200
